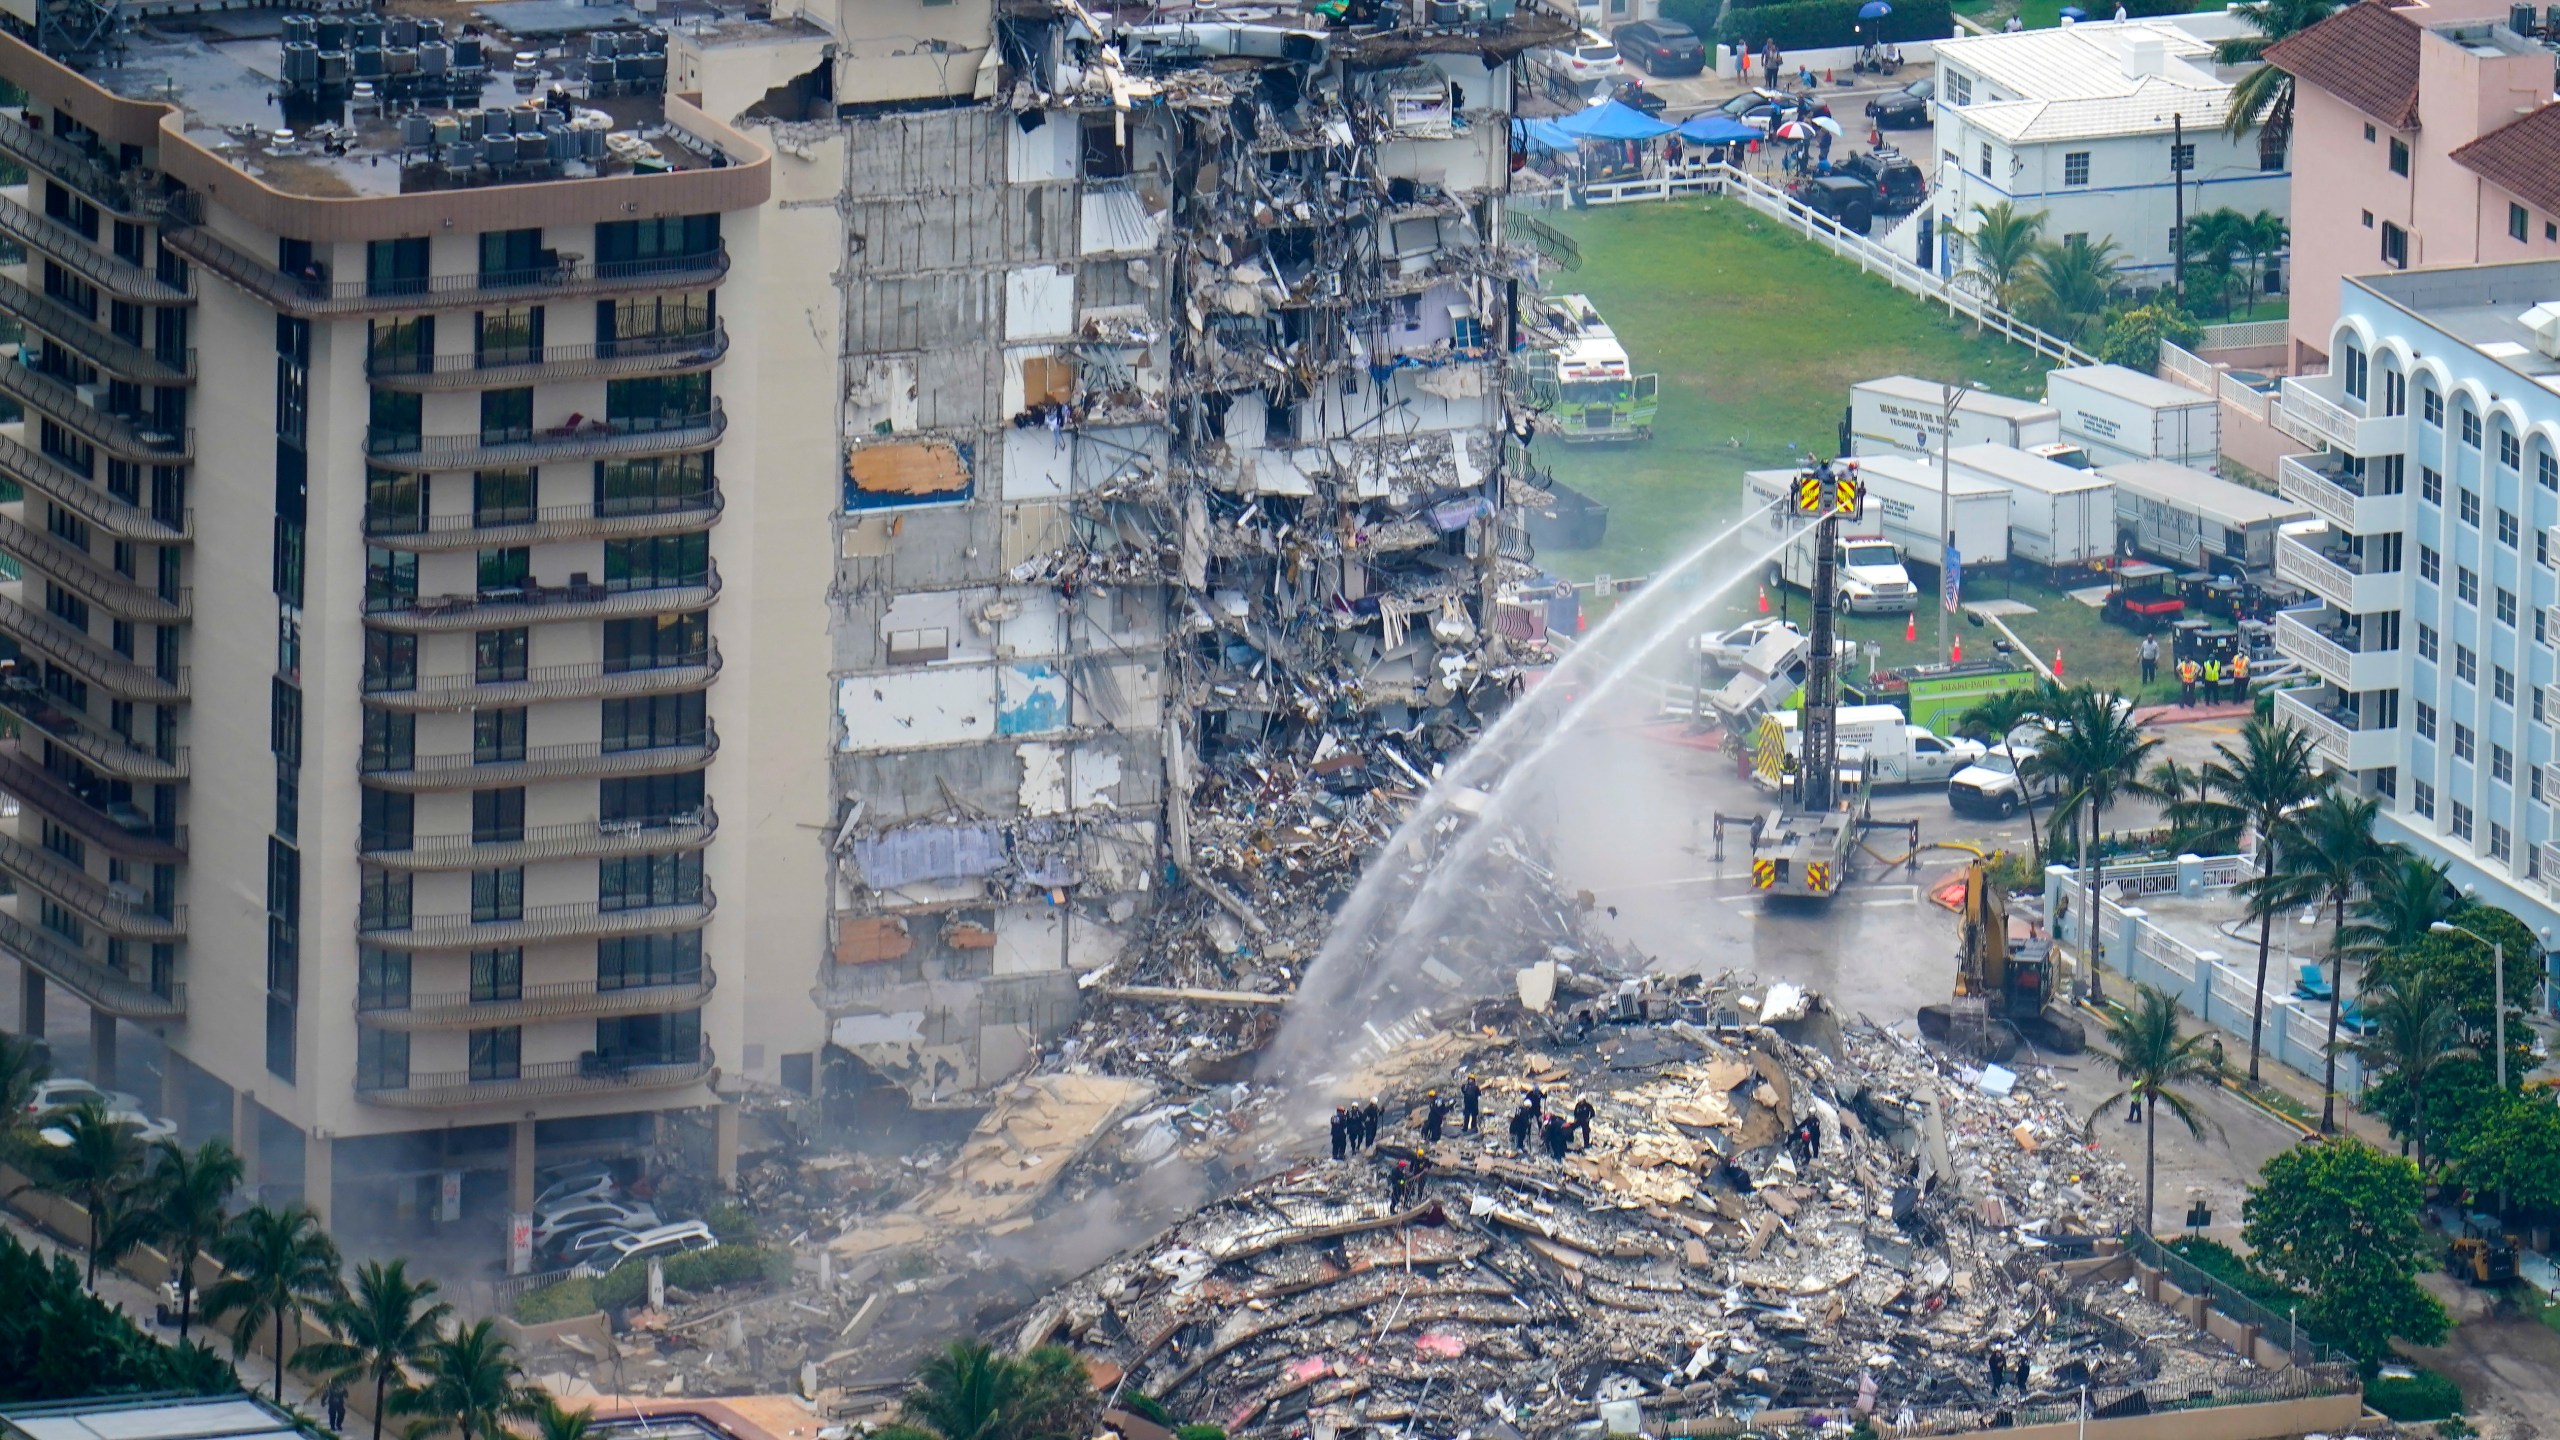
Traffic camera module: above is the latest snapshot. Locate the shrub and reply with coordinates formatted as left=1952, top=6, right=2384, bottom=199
left=1714, top=0, right=1953, bottom=50
left=1175, top=1427, right=1227, bottom=1440
left=703, top=1201, right=759, bottom=1245
left=2366, top=1367, right=2464, bottom=1422
left=589, top=1244, right=777, bottom=1311
left=514, top=1276, right=600, bottom=1325
left=1117, top=1394, right=1174, bottom=1427
left=2165, top=1236, right=2305, bottom=1312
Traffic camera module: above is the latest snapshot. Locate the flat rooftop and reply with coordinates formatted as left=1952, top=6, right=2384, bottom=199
left=0, top=1396, right=311, bottom=1440
left=74, top=0, right=809, bottom=198
left=2361, top=259, right=2560, bottom=391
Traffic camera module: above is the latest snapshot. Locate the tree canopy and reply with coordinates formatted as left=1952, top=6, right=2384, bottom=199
left=2242, top=1139, right=2448, bottom=1362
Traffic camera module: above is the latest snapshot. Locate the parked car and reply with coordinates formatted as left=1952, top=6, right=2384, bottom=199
left=1610, top=18, right=1707, bottom=77
left=1788, top=175, right=1878, bottom=236
left=543, top=1225, right=642, bottom=1270
left=1692, top=619, right=1801, bottom=673
left=1719, top=88, right=1829, bottom=133
left=531, top=1198, right=659, bottom=1250
left=1865, top=77, right=1934, bottom=130
left=1531, top=31, right=1625, bottom=87
left=24, top=1078, right=141, bottom=1116
left=581, top=1220, right=720, bottom=1276
left=530, top=1161, right=620, bottom=1212
left=1835, top=148, right=1926, bottom=212
left=1946, top=744, right=2062, bottom=818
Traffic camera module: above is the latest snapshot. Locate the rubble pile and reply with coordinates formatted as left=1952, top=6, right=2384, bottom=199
left=1010, top=986, right=2296, bottom=1435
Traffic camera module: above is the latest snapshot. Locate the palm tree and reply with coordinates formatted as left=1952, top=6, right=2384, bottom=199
left=205, top=1202, right=344, bottom=1402
left=2087, top=983, right=2221, bottom=1231
left=2178, top=209, right=2251, bottom=316
left=146, top=1136, right=244, bottom=1342
left=2144, top=755, right=2233, bottom=854
left=299, top=1259, right=451, bottom=1440
left=2033, top=686, right=2161, bottom=1003
left=530, top=1401, right=595, bottom=1440
left=1956, top=682, right=2067, bottom=872
left=2198, top=717, right=2327, bottom=1082
left=900, top=1339, right=1096, bottom=1440
left=2240, top=790, right=2394, bottom=1131
left=401, top=1320, right=538, bottom=1440
left=2022, top=235, right=2122, bottom=342
left=30, top=1100, right=146, bottom=1288
left=2339, top=851, right=2457, bottom=962
left=1957, top=201, right=2047, bottom=315
left=2346, top=974, right=2469, bottom=1171
left=2239, top=211, right=2289, bottom=314
left=2219, top=0, right=2346, bottom=143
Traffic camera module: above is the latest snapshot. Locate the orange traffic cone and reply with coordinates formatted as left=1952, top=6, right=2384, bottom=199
left=1758, top=585, right=1770, bottom=614
left=1577, top=609, right=1588, bottom=633
left=1952, top=638, right=1962, bottom=664
left=2053, top=646, right=2065, bottom=678
left=1905, top=612, right=1917, bottom=643
left=1825, top=68, right=1835, bottom=85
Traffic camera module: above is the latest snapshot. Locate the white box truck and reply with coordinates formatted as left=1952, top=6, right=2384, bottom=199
left=1944, top=442, right=2115, bottom=570
left=2101, top=459, right=2310, bottom=573
left=1755, top=705, right=1989, bottom=788
left=2046, top=364, right=2222, bottom=470
left=1850, top=376, right=2062, bottom=462
left=1743, top=468, right=1919, bottom=613
left=1851, top=453, right=2012, bottom=573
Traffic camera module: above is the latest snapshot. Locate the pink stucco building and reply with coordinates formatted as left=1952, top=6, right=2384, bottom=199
left=2273, top=0, right=2560, bottom=370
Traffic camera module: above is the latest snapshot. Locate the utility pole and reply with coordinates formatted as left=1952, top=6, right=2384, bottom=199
left=2171, top=112, right=2186, bottom=299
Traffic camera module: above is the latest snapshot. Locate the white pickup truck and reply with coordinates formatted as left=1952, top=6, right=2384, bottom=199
left=1757, top=705, right=1986, bottom=787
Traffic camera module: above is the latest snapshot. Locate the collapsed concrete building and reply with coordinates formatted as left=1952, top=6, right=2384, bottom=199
left=813, top=0, right=1577, bottom=1101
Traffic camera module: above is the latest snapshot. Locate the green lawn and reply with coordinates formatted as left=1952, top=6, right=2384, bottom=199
left=1949, top=0, right=2220, bottom=30
left=1530, top=201, right=2194, bottom=698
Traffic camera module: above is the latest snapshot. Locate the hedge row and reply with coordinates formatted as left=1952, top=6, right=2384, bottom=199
left=2365, top=1369, right=2465, bottom=1423
left=515, top=1244, right=783, bottom=1324
left=1710, top=0, right=1955, bottom=51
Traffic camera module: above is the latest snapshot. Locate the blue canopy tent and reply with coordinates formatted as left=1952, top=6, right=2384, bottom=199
left=1512, top=117, right=1582, bottom=154
left=1676, top=114, right=1759, bottom=144
left=1552, top=98, right=1675, bottom=141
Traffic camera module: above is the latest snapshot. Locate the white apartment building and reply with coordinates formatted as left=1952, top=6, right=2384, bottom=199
left=1929, top=15, right=2290, bottom=284
left=2271, top=261, right=2560, bottom=997
left=0, top=0, right=1557, bottom=1233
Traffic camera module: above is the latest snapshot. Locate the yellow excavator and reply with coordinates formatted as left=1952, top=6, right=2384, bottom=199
left=1917, top=858, right=2087, bottom=1062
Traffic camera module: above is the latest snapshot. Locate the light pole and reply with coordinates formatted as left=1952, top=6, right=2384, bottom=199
left=2431, top=920, right=2508, bottom=1090
left=1936, top=381, right=1979, bottom=660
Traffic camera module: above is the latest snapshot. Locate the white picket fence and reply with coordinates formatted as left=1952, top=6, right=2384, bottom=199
left=1519, top=163, right=2098, bottom=368
left=2198, top=318, right=2288, bottom=351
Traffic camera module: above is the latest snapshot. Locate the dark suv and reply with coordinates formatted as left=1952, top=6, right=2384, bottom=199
left=1788, top=175, right=1878, bottom=235
left=1836, top=149, right=1926, bottom=212
left=1611, top=18, right=1708, bottom=76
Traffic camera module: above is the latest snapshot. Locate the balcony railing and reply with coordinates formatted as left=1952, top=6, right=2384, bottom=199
left=0, top=594, right=185, bottom=701
left=2274, top=454, right=2411, bottom=535
left=366, top=327, right=729, bottom=390
left=355, top=969, right=716, bottom=1030
left=364, top=406, right=724, bottom=473
left=359, top=730, right=716, bottom=792
left=2276, top=373, right=2408, bottom=457
left=2273, top=607, right=2404, bottom=692
left=0, top=908, right=182, bottom=1019
left=0, top=433, right=190, bottom=542
left=0, top=355, right=193, bottom=461
left=0, top=274, right=193, bottom=386
left=2272, top=685, right=2400, bottom=772
left=0, top=744, right=183, bottom=859
left=360, top=806, right=715, bottom=871
left=2271, top=524, right=2407, bottom=615
left=162, top=221, right=730, bottom=318
left=355, top=1040, right=713, bottom=1109
left=0, top=194, right=188, bottom=304
left=0, top=514, right=188, bottom=622
left=0, top=681, right=186, bottom=781
left=357, top=888, right=715, bottom=951
left=363, top=569, right=719, bottom=634
left=0, top=113, right=152, bottom=216
left=0, top=833, right=184, bottom=938
left=363, top=491, right=722, bottom=551
left=365, top=642, right=719, bottom=712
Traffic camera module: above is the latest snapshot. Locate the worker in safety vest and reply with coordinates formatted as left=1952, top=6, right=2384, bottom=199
left=2202, top=657, right=2222, bottom=704
left=2230, top=650, right=2250, bottom=701
left=2177, top=657, right=2200, bottom=706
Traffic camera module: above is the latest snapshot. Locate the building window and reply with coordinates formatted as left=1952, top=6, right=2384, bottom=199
left=596, top=1009, right=700, bottom=1068
left=2542, top=453, right=2558, bottom=492
left=2424, top=385, right=2443, bottom=427
left=2363, top=210, right=2375, bottom=229
left=2343, top=345, right=2369, bottom=401
left=2496, top=665, right=2516, bottom=704
left=2494, top=745, right=2514, bottom=783
left=2499, top=588, right=2519, bottom=626
left=472, top=787, right=525, bottom=845
left=355, top=1029, right=408, bottom=1092
left=359, top=787, right=413, bottom=853
left=2455, top=722, right=2476, bottom=762
left=603, top=613, right=708, bottom=673
left=2464, top=410, right=2484, bottom=449
left=603, top=693, right=707, bottom=752
left=2382, top=221, right=2409, bottom=268
left=599, top=931, right=702, bottom=990
left=2418, top=622, right=2437, bottom=661
left=2422, top=466, right=2443, bottom=503
left=470, top=947, right=523, bottom=1003
left=469, top=1026, right=522, bottom=1082
left=2514, top=203, right=2531, bottom=242
left=601, top=770, right=706, bottom=825
left=2413, top=779, right=2436, bottom=817
left=2503, top=431, right=2523, bottom=471
left=474, top=708, right=527, bottom=764
left=2501, top=509, right=2521, bottom=545
left=471, top=867, right=525, bottom=923
left=2491, top=823, right=2513, bottom=862
left=475, top=628, right=529, bottom=683
left=2259, top=134, right=2286, bottom=171
left=2452, top=801, right=2475, bottom=840
left=2420, top=545, right=2440, bottom=583
left=604, top=533, right=710, bottom=592
left=2387, top=135, right=2407, bottom=173
left=2416, top=700, right=2436, bottom=739
left=2456, top=644, right=2477, bottom=683
left=357, top=947, right=409, bottom=1012
left=359, top=869, right=412, bottom=931
left=600, top=851, right=703, bottom=912
left=1946, top=72, right=1971, bottom=105
left=365, top=632, right=417, bottom=693
left=2461, top=489, right=2481, bottom=525
left=2459, top=566, right=2480, bottom=605
left=2063, top=151, right=2089, bottom=186
left=1978, top=142, right=1992, bottom=177
left=2170, top=142, right=2194, bottom=172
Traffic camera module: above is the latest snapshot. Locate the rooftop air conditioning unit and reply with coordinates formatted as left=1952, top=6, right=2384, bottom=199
left=2521, top=301, right=2560, bottom=359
